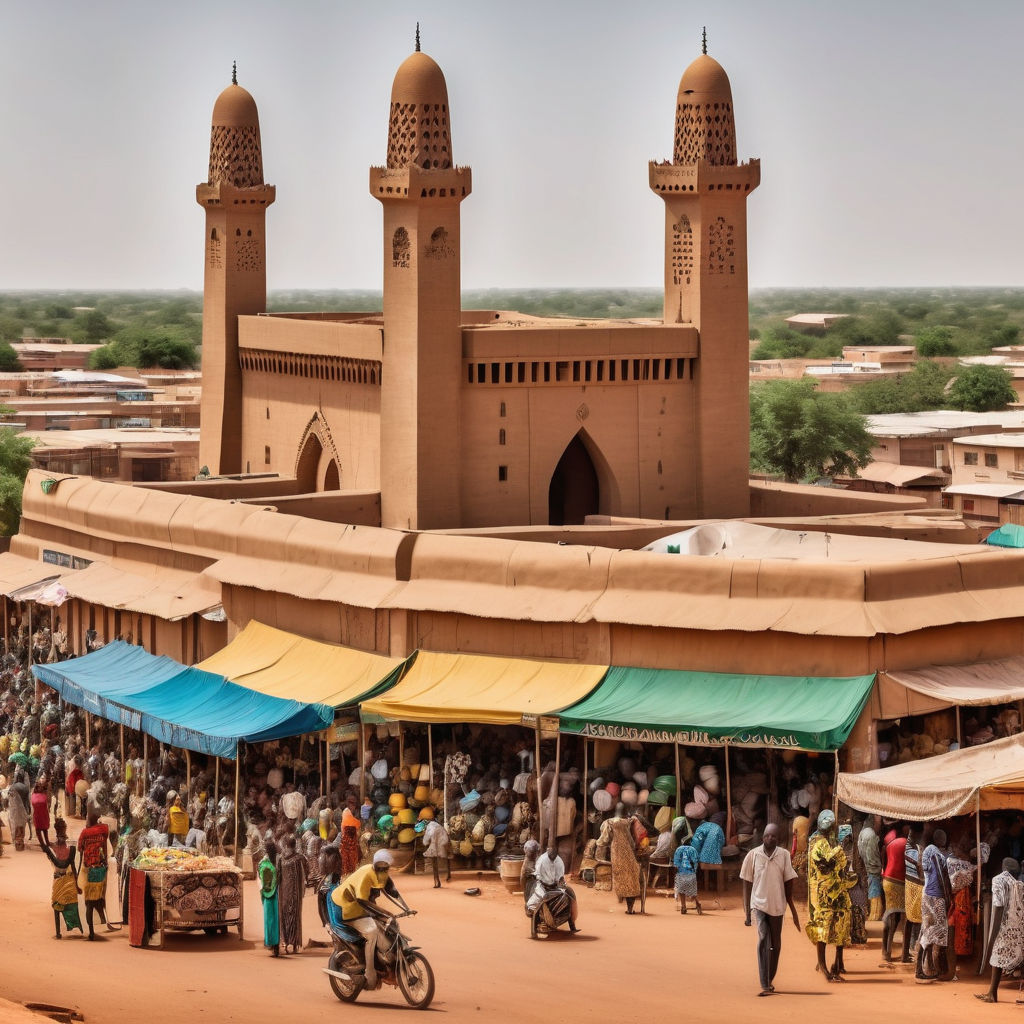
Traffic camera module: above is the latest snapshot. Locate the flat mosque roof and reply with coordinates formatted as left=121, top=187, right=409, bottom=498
left=642, top=521, right=983, bottom=564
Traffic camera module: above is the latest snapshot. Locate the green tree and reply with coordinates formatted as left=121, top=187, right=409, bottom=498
left=0, top=424, right=35, bottom=536
left=914, top=326, right=957, bottom=357
left=852, top=360, right=954, bottom=415
left=750, top=379, right=872, bottom=482
left=947, top=365, right=1017, bottom=412
left=0, top=343, right=21, bottom=372
left=76, top=309, right=113, bottom=343
left=89, top=324, right=198, bottom=370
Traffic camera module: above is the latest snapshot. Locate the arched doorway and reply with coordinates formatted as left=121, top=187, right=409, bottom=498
left=296, top=434, right=323, bottom=493
left=548, top=433, right=600, bottom=525
left=323, top=459, right=340, bottom=491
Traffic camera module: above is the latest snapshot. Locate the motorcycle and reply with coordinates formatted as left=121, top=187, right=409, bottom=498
left=324, top=900, right=435, bottom=1010
left=528, top=882, right=576, bottom=939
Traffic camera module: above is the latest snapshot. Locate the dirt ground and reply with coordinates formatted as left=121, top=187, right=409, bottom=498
left=0, top=824, right=1014, bottom=1024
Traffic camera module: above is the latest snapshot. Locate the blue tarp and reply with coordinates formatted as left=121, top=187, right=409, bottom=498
left=32, top=642, right=334, bottom=758
left=984, top=523, right=1024, bottom=549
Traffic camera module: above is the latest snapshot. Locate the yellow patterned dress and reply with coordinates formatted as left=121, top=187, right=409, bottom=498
left=805, top=835, right=853, bottom=946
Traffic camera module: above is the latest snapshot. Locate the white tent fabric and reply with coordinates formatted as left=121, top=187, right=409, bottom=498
left=884, top=656, right=1024, bottom=707
left=837, top=732, right=1024, bottom=819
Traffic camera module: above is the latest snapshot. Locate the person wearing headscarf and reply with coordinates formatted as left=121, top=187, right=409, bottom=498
left=881, top=825, right=908, bottom=962
left=258, top=837, right=280, bottom=957
left=7, top=768, right=30, bottom=850
left=608, top=816, right=644, bottom=914
left=804, top=809, right=853, bottom=981
left=857, top=818, right=883, bottom=921
left=945, top=834, right=982, bottom=965
left=277, top=832, right=307, bottom=954
left=340, top=793, right=361, bottom=876
left=839, top=824, right=867, bottom=945
left=78, top=806, right=118, bottom=939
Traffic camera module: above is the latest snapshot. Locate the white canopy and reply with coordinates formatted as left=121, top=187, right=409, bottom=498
left=837, top=732, right=1024, bottom=819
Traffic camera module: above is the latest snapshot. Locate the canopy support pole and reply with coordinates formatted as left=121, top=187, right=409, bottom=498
left=674, top=742, right=682, bottom=817
left=214, top=756, right=220, bottom=804
left=3, top=596, right=8, bottom=653
left=85, top=711, right=91, bottom=750
left=832, top=750, right=840, bottom=814
left=119, top=723, right=125, bottom=768
left=142, top=733, right=148, bottom=796
left=724, top=740, right=733, bottom=842
left=956, top=706, right=962, bottom=748
left=185, top=749, right=191, bottom=798
left=977, top=792, right=985, bottom=966
left=534, top=725, right=543, bottom=848
left=550, top=731, right=561, bottom=848
left=233, top=742, right=241, bottom=868
left=581, top=738, right=588, bottom=842
left=427, top=724, right=433, bottom=792
left=27, top=601, right=32, bottom=671
left=359, top=724, right=367, bottom=804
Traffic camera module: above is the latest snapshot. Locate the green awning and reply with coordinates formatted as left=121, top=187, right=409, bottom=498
left=557, top=667, right=876, bottom=752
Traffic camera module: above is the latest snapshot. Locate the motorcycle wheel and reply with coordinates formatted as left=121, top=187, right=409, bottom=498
left=397, top=951, right=435, bottom=1009
left=328, top=950, right=362, bottom=1003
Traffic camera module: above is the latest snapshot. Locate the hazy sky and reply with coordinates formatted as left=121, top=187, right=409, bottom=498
left=2, top=0, right=1021, bottom=291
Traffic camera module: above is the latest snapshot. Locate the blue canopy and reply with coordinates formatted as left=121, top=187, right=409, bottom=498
left=32, top=642, right=334, bottom=758
left=984, top=523, right=1024, bottom=549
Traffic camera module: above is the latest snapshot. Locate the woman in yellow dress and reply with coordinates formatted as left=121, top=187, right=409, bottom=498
left=804, top=809, right=854, bottom=981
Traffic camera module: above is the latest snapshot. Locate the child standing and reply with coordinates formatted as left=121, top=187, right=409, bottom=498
left=673, top=839, right=702, bottom=915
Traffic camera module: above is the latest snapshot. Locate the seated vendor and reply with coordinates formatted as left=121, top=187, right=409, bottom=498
left=168, top=794, right=190, bottom=847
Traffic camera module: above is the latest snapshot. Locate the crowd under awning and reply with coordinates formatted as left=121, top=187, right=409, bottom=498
left=837, top=731, right=1024, bottom=819
left=556, top=666, right=877, bottom=752
left=360, top=650, right=608, bottom=726
left=198, top=620, right=406, bottom=709
left=32, top=641, right=333, bottom=758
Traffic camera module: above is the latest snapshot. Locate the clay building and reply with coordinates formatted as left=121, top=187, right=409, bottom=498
left=198, top=43, right=758, bottom=528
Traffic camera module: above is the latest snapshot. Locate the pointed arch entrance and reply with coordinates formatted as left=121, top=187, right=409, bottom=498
left=294, top=411, right=342, bottom=492
left=295, top=433, right=323, bottom=493
left=323, top=459, right=340, bottom=491
left=548, top=433, right=600, bottom=525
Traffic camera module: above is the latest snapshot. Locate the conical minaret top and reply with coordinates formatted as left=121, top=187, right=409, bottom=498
left=207, top=68, right=265, bottom=187
left=673, top=46, right=737, bottom=166
left=386, top=47, right=453, bottom=170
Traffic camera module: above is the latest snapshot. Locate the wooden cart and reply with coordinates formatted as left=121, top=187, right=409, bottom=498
left=144, top=864, right=244, bottom=949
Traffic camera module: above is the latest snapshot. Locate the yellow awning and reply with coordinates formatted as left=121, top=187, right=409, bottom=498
left=198, top=620, right=405, bottom=709
left=360, top=649, right=609, bottom=726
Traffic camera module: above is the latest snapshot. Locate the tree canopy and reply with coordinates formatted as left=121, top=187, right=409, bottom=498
left=750, top=379, right=873, bottom=483
left=947, top=364, right=1017, bottom=412
left=89, top=324, right=198, bottom=370
left=0, top=423, right=35, bottom=536
left=851, top=360, right=954, bottom=415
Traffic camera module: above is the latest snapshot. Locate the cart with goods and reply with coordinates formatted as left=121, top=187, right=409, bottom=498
left=131, top=847, right=244, bottom=948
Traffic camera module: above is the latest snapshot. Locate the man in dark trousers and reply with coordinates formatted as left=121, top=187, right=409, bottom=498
left=741, top=823, right=801, bottom=996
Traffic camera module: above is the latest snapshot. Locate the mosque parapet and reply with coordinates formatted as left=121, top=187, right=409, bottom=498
left=648, top=158, right=760, bottom=194
left=369, top=164, right=472, bottom=201
left=196, top=181, right=277, bottom=207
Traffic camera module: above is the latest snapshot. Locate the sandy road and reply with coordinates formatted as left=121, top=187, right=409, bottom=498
left=0, top=831, right=1009, bottom=1023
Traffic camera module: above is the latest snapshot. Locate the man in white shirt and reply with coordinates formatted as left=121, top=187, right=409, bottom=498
left=740, top=823, right=800, bottom=996
left=527, top=845, right=579, bottom=932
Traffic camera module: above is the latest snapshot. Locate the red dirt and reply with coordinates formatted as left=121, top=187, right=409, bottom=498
left=0, top=824, right=1010, bottom=1023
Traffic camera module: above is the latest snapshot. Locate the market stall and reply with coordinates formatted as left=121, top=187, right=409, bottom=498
left=557, top=666, right=876, bottom=879
left=359, top=650, right=607, bottom=869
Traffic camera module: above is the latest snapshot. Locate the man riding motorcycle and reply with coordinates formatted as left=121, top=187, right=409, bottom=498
left=330, top=849, right=412, bottom=988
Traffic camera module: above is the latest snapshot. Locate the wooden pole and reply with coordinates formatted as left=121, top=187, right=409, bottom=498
left=358, top=724, right=367, bottom=803
left=3, top=596, right=8, bottom=653
left=233, top=742, right=241, bottom=867
left=85, top=712, right=91, bottom=750
left=674, top=742, right=682, bottom=817
left=724, top=740, right=733, bottom=841
left=956, top=706, right=962, bottom=748
left=143, top=733, right=148, bottom=796
left=534, top=725, right=543, bottom=847
left=185, top=749, right=191, bottom=798
left=550, top=730, right=561, bottom=846
left=427, top=724, right=433, bottom=791
left=119, top=723, right=125, bottom=765
left=215, top=756, right=220, bottom=803
left=581, top=738, right=589, bottom=842
left=833, top=750, right=840, bottom=814
left=977, top=793, right=985, bottom=965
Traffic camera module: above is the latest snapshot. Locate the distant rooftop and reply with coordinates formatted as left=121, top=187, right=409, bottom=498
left=952, top=432, right=1024, bottom=448
left=867, top=411, right=1024, bottom=437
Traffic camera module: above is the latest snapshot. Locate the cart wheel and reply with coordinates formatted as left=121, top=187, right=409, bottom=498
left=203, top=927, right=219, bottom=935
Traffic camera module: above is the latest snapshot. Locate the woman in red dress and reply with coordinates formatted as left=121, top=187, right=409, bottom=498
left=30, top=775, right=51, bottom=848
left=77, top=807, right=118, bottom=939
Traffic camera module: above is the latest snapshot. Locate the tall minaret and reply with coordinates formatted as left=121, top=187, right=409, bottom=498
left=371, top=31, right=471, bottom=530
left=649, top=34, right=759, bottom=518
left=196, top=66, right=275, bottom=476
